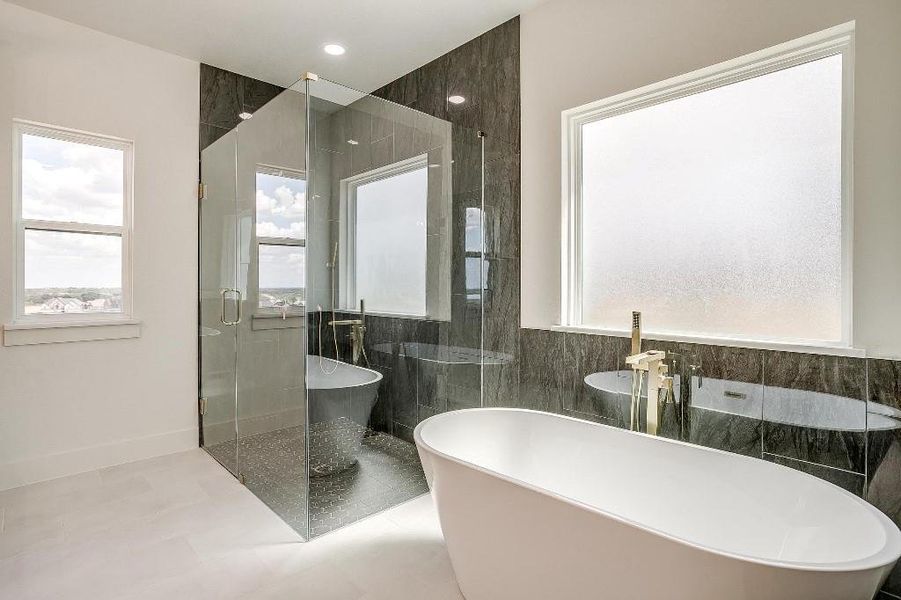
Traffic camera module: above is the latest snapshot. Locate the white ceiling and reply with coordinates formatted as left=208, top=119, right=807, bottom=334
left=7, top=0, right=542, bottom=91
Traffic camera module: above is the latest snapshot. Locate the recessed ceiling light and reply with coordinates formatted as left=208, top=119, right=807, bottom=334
left=347, top=139, right=359, bottom=145
left=238, top=111, right=253, bottom=120
left=324, top=44, right=346, bottom=56
left=448, top=95, right=466, bottom=105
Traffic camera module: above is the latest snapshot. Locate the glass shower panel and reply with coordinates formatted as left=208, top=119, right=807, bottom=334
left=233, top=86, right=310, bottom=540
left=304, top=77, right=484, bottom=537
left=199, top=129, right=239, bottom=474
left=199, top=74, right=486, bottom=542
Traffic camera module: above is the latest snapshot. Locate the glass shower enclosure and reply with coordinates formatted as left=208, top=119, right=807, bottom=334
left=199, top=74, right=486, bottom=539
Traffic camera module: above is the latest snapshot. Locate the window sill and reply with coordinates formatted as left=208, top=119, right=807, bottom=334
left=332, top=309, right=432, bottom=321
left=3, top=318, right=142, bottom=346
left=549, top=325, right=866, bottom=358
left=251, top=312, right=305, bottom=331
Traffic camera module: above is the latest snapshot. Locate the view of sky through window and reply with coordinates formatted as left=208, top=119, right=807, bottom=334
left=255, top=171, right=305, bottom=239
left=21, top=131, right=125, bottom=315
left=255, top=171, right=305, bottom=308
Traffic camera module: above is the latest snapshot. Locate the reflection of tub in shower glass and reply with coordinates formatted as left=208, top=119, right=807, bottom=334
left=583, top=370, right=901, bottom=432
left=306, top=356, right=383, bottom=477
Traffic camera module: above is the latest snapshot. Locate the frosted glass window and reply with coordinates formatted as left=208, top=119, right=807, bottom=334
left=353, top=166, right=427, bottom=316
left=577, top=54, right=844, bottom=343
left=464, top=207, right=486, bottom=301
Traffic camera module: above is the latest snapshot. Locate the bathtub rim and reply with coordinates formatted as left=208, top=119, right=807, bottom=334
left=414, top=407, right=901, bottom=575
left=305, top=355, right=383, bottom=390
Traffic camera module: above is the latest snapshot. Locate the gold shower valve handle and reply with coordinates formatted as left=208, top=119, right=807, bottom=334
left=625, top=350, right=667, bottom=370
left=626, top=350, right=667, bottom=435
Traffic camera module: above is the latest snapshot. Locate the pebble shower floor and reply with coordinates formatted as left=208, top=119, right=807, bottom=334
left=206, top=426, right=428, bottom=537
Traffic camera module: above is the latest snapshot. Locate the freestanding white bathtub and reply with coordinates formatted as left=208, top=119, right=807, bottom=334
left=414, top=408, right=901, bottom=600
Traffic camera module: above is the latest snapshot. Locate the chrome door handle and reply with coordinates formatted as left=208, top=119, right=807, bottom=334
left=220, top=288, right=241, bottom=326
left=233, top=289, right=242, bottom=325
left=219, top=288, right=229, bottom=325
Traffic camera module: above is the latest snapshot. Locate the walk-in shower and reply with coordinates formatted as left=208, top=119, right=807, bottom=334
left=198, top=74, right=487, bottom=539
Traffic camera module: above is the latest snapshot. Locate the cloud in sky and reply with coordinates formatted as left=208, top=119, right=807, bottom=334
left=25, top=230, right=121, bottom=289
left=255, top=172, right=306, bottom=288
left=259, top=245, right=304, bottom=289
left=21, top=133, right=124, bottom=225
left=255, top=186, right=305, bottom=220
left=255, top=173, right=306, bottom=239
left=21, top=133, right=125, bottom=290
left=256, top=220, right=305, bottom=238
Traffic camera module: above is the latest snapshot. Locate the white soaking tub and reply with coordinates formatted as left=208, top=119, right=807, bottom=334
left=414, top=408, right=901, bottom=600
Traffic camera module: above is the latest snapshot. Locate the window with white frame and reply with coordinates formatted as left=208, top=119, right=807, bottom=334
left=562, top=25, right=853, bottom=346
left=14, top=121, right=133, bottom=321
left=341, top=156, right=428, bottom=317
left=464, top=207, right=487, bottom=302
left=255, top=166, right=306, bottom=311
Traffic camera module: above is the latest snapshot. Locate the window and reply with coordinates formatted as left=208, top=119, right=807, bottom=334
left=13, top=121, right=133, bottom=321
left=341, top=156, right=428, bottom=316
left=464, top=207, right=487, bottom=302
left=562, top=25, right=853, bottom=347
left=255, top=166, right=306, bottom=311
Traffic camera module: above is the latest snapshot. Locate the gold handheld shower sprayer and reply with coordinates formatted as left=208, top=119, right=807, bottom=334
left=629, top=312, right=642, bottom=431
left=631, top=311, right=641, bottom=356
left=625, top=310, right=674, bottom=436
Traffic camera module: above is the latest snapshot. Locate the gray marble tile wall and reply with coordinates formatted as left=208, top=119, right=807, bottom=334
left=301, top=17, right=522, bottom=438
left=517, top=327, right=901, bottom=597
left=373, top=17, right=522, bottom=412
left=869, top=359, right=901, bottom=596
left=308, top=310, right=459, bottom=443
left=199, top=64, right=284, bottom=151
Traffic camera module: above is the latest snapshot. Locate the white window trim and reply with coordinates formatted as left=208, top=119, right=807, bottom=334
left=339, top=154, right=429, bottom=318
left=560, top=22, right=856, bottom=351
left=254, top=164, right=306, bottom=315
left=5, top=120, right=137, bottom=345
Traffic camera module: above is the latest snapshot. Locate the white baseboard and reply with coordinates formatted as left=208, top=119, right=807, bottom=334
left=0, top=426, right=199, bottom=492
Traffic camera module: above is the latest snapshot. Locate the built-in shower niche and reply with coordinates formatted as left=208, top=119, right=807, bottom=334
left=200, top=73, right=487, bottom=539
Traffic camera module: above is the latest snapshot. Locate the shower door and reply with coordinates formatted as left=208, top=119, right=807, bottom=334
left=199, top=84, right=312, bottom=540
left=199, top=129, right=240, bottom=474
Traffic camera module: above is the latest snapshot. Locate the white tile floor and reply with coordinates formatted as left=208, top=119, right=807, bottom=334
left=0, top=450, right=464, bottom=600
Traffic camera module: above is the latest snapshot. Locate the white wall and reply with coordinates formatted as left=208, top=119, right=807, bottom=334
left=521, top=0, right=901, bottom=357
left=0, top=2, right=199, bottom=489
